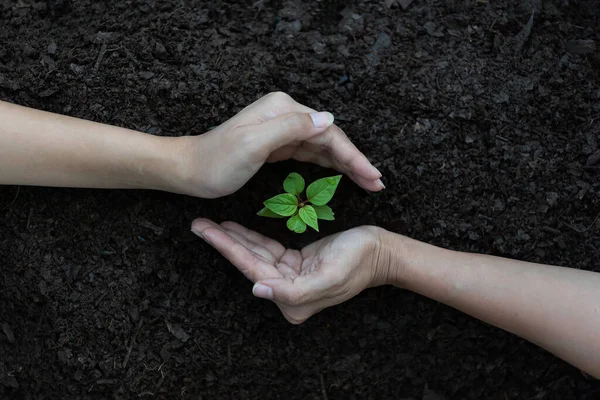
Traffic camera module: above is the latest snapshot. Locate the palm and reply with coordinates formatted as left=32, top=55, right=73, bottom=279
left=192, top=219, right=379, bottom=324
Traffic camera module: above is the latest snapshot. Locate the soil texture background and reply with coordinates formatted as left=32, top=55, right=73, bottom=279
left=1, top=0, right=600, bottom=398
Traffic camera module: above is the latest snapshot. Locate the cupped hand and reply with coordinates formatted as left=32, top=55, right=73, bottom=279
left=191, top=218, right=390, bottom=324
left=172, top=92, right=384, bottom=198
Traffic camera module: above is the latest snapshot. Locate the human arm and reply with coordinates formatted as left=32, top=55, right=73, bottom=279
left=0, top=92, right=384, bottom=197
left=0, top=99, right=178, bottom=192
left=190, top=220, right=600, bottom=378
left=380, top=230, right=600, bottom=379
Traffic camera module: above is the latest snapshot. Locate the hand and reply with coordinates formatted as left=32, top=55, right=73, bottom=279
left=170, top=92, right=384, bottom=198
left=191, top=219, right=391, bottom=324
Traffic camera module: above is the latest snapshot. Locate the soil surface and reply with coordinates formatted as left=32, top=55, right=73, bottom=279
left=1, top=0, right=600, bottom=398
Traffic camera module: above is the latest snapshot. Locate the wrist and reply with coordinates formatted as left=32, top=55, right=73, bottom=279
left=140, top=134, right=190, bottom=194
left=379, top=229, right=466, bottom=305
left=369, top=227, right=410, bottom=288
left=370, top=227, right=445, bottom=290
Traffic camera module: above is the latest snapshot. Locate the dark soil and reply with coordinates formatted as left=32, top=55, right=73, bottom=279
left=1, top=0, right=600, bottom=398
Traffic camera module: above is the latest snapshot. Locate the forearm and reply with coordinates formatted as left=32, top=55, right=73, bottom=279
left=0, top=100, right=180, bottom=191
left=381, top=230, right=600, bottom=377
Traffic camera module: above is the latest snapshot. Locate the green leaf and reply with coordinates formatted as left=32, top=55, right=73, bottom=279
left=312, top=205, right=335, bottom=221
left=283, top=172, right=305, bottom=195
left=306, top=175, right=342, bottom=206
left=299, top=205, right=319, bottom=232
left=264, top=193, right=298, bottom=217
left=287, top=214, right=307, bottom=233
left=257, top=207, right=285, bottom=218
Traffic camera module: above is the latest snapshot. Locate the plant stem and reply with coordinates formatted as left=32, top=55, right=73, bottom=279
left=297, top=195, right=308, bottom=207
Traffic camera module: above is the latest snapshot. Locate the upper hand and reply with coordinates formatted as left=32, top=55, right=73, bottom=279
left=171, top=92, right=384, bottom=198
left=190, top=218, right=391, bottom=324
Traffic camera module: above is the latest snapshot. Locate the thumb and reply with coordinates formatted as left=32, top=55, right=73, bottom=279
left=248, top=111, right=335, bottom=154
left=252, top=274, right=330, bottom=306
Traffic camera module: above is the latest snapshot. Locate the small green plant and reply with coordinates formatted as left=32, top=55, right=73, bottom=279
left=257, top=173, right=341, bottom=233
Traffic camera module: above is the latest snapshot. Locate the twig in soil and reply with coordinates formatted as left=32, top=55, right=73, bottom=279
left=26, top=207, right=33, bottom=229
left=154, top=375, right=165, bottom=392
left=319, top=373, right=328, bottom=400
left=542, top=226, right=561, bottom=235
left=94, top=43, right=108, bottom=72
left=94, top=291, right=108, bottom=307
left=562, top=210, right=600, bottom=233
left=514, top=12, right=535, bottom=53
left=96, top=379, right=117, bottom=385
left=489, top=16, right=498, bottom=31
left=123, top=317, right=145, bottom=369
left=1, top=186, right=20, bottom=211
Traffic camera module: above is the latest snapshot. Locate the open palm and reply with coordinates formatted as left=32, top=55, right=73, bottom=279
left=191, top=219, right=384, bottom=324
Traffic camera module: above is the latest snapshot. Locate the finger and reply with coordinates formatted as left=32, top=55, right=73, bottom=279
left=349, top=172, right=386, bottom=192
left=279, top=249, right=303, bottom=275
left=220, top=221, right=286, bottom=259
left=299, top=234, right=335, bottom=259
left=192, top=219, right=269, bottom=256
left=276, top=262, right=299, bottom=279
left=252, top=274, right=331, bottom=306
left=220, top=92, right=318, bottom=130
left=304, top=125, right=382, bottom=181
left=269, top=146, right=382, bottom=191
left=191, top=218, right=223, bottom=234
left=244, top=111, right=335, bottom=157
left=266, top=144, right=297, bottom=163
left=288, top=148, right=383, bottom=191
left=195, top=226, right=282, bottom=282
left=242, top=92, right=317, bottom=123
left=220, top=227, right=278, bottom=265
left=288, top=147, right=334, bottom=168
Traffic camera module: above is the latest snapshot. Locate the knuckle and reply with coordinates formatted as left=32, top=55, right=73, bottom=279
left=322, top=128, right=337, bottom=147
left=234, top=125, right=253, bottom=143
left=234, top=126, right=262, bottom=154
left=320, top=134, right=333, bottom=151
left=220, top=221, right=236, bottom=230
left=267, top=91, right=293, bottom=104
left=281, top=113, right=312, bottom=132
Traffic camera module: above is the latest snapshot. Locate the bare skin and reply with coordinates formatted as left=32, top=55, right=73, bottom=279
left=3, top=90, right=597, bottom=378
left=0, top=92, right=384, bottom=198
left=191, top=220, right=600, bottom=378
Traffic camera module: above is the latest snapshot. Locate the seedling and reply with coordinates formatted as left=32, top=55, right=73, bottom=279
left=257, top=173, right=341, bottom=233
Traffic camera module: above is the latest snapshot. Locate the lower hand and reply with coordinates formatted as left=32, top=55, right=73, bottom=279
left=190, top=219, right=391, bottom=324
left=168, top=92, right=384, bottom=198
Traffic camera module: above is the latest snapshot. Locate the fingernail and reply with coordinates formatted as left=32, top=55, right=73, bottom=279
left=191, top=228, right=202, bottom=238
left=377, top=179, right=386, bottom=189
left=371, top=165, right=383, bottom=178
left=252, top=283, right=273, bottom=300
left=191, top=229, right=210, bottom=244
left=309, top=112, right=334, bottom=129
